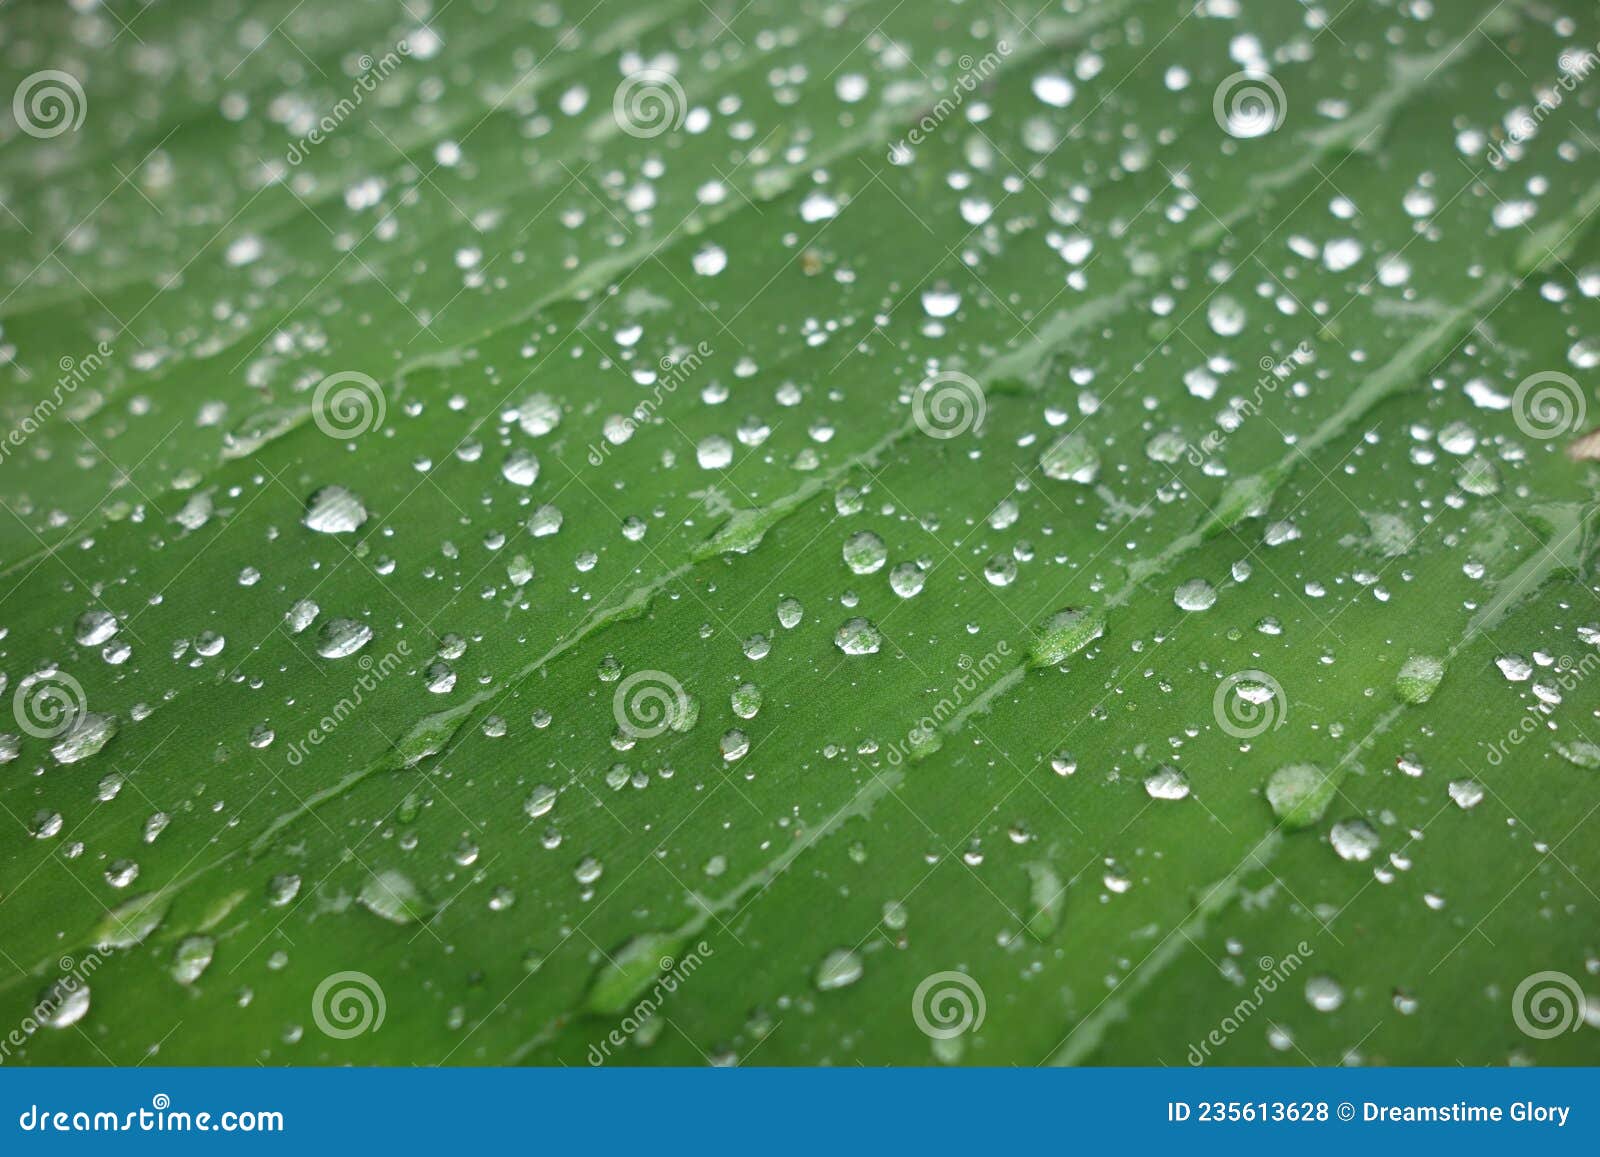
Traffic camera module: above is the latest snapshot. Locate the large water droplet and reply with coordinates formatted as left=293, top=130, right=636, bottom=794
left=316, top=618, right=373, bottom=659
left=75, top=610, right=119, bottom=647
left=1040, top=432, right=1099, bottom=483
left=1330, top=819, right=1379, bottom=862
left=1265, top=763, right=1336, bottom=829
left=1395, top=654, right=1444, bottom=704
left=834, top=618, right=882, bottom=655
left=842, top=531, right=887, bottom=575
left=303, top=486, right=367, bottom=534
left=1143, top=765, right=1191, bottom=800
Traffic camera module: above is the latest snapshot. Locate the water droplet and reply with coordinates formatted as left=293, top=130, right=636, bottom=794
left=1554, top=740, right=1600, bottom=770
left=52, top=714, right=117, bottom=765
left=1265, top=763, right=1336, bottom=829
left=697, top=436, right=733, bottom=470
left=515, top=393, right=562, bottom=437
left=524, top=784, right=557, bottom=819
left=285, top=599, right=319, bottom=634
left=93, top=892, right=170, bottom=949
left=983, top=554, right=1018, bottom=587
left=692, top=245, right=727, bottom=276
left=358, top=869, right=431, bottom=924
left=889, top=562, right=926, bottom=598
left=303, top=485, right=367, bottom=534
left=921, top=287, right=961, bottom=318
left=171, top=936, right=216, bottom=985
left=1207, top=295, right=1246, bottom=336
left=316, top=618, right=373, bottom=659
left=834, top=618, right=882, bottom=655
left=1395, top=654, right=1444, bottom=704
left=502, top=449, right=540, bottom=486
left=267, top=874, right=301, bottom=907
left=1032, top=73, right=1075, bottom=107
left=842, top=530, right=887, bottom=575
left=105, top=859, right=139, bottom=888
left=1173, top=579, right=1217, bottom=612
left=814, top=947, right=864, bottom=990
left=1040, top=432, right=1099, bottom=483
left=583, top=932, right=684, bottom=1015
left=720, top=729, right=750, bottom=762
left=1144, top=765, right=1191, bottom=800
left=75, top=610, right=118, bottom=647
left=528, top=504, right=564, bottom=537
left=38, top=980, right=90, bottom=1029
left=1330, top=819, right=1379, bottom=862
left=1305, top=975, right=1344, bottom=1012
left=1030, top=607, right=1105, bottom=667
left=731, top=683, right=762, bottom=719
left=1026, top=861, right=1065, bottom=940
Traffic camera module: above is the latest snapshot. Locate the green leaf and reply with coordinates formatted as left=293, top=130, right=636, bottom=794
left=2, top=0, right=1598, bottom=1069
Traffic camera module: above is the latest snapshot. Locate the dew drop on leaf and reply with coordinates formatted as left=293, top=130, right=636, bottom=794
left=814, top=947, right=864, bottom=991
left=302, top=485, right=367, bottom=534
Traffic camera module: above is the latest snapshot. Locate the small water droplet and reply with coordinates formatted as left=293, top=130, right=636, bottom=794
left=814, top=947, right=864, bottom=990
